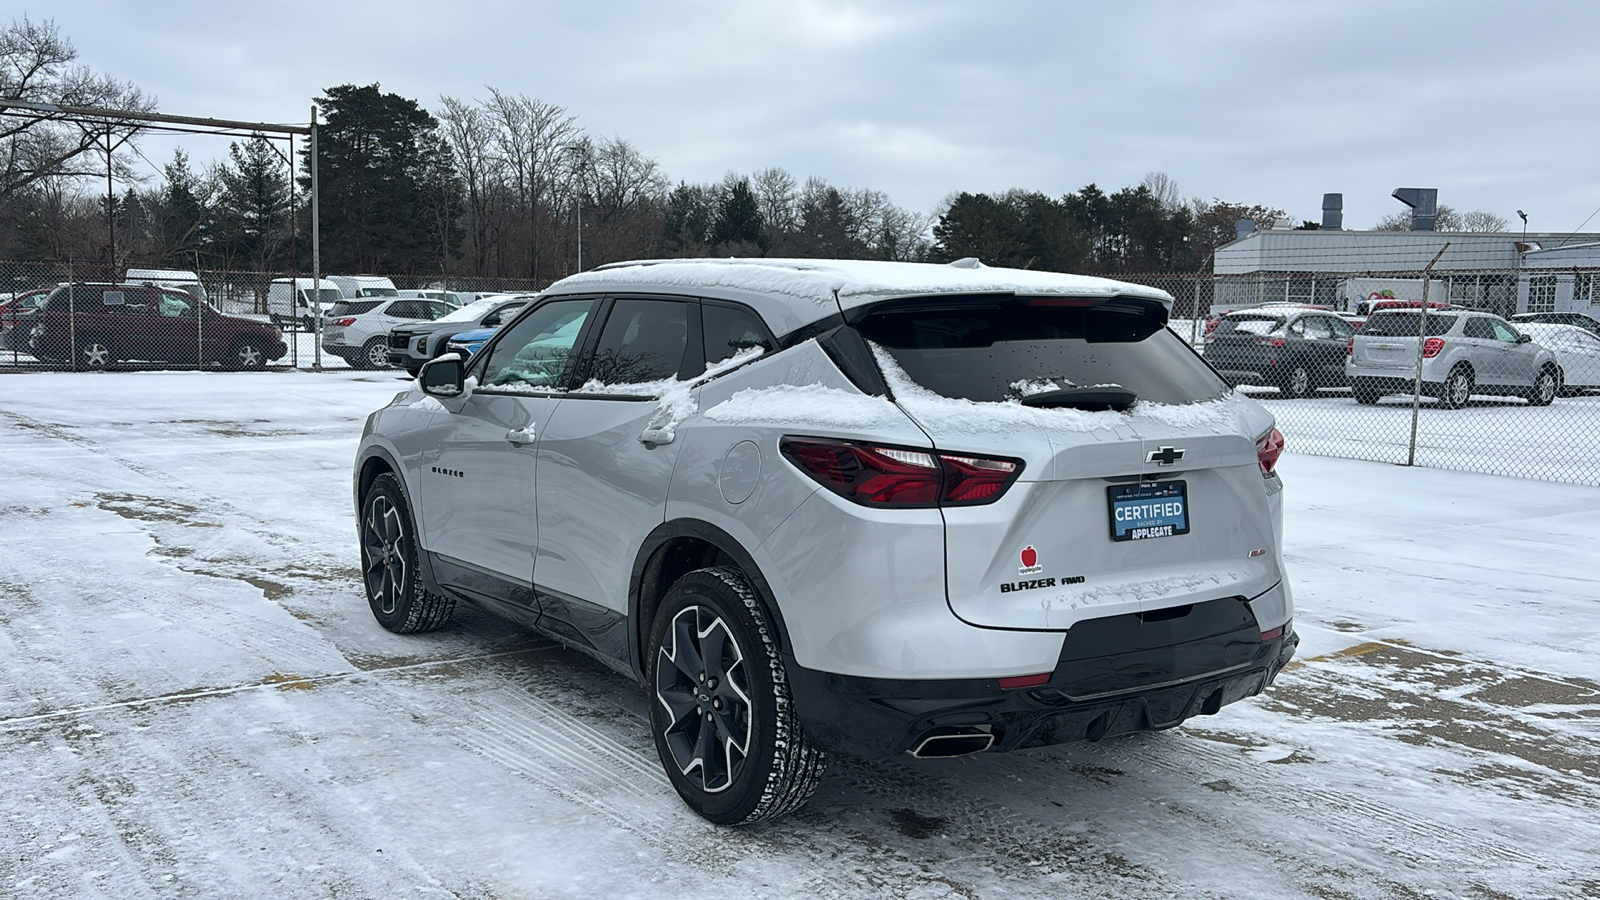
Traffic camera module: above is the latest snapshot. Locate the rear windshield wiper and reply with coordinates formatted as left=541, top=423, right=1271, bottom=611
left=1018, top=386, right=1137, bottom=411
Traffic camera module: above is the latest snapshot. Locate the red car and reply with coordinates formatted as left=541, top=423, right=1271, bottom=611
left=27, top=283, right=287, bottom=369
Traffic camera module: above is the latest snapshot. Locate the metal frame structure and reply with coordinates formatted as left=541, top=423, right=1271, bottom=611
left=0, top=98, right=324, bottom=367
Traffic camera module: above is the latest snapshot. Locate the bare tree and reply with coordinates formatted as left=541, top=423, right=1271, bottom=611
left=1, top=16, right=152, bottom=200
left=1374, top=205, right=1509, bottom=233
left=751, top=166, right=799, bottom=239
left=484, top=89, right=579, bottom=283
left=1141, top=171, right=1183, bottom=214
left=438, top=95, right=508, bottom=276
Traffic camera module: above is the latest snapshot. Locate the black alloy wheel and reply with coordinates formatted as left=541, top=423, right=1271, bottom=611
left=648, top=566, right=825, bottom=825
left=360, top=473, right=455, bottom=633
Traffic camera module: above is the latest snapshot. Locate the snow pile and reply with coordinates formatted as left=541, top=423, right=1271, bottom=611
left=545, top=258, right=1173, bottom=313
left=871, top=343, right=1246, bottom=435
left=704, top=383, right=906, bottom=430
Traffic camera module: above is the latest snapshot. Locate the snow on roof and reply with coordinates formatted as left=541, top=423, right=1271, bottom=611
left=543, top=258, right=1173, bottom=332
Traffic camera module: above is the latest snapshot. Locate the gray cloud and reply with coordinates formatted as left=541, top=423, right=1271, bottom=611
left=38, top=0, right=1600, bottom=232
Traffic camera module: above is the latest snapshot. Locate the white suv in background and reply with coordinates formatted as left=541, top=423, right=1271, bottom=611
left=1347, top=309, right=1561, bottom=408
left=353, top=258, right=1298, bottom=824
left=322, top=297, right=454, bottom=369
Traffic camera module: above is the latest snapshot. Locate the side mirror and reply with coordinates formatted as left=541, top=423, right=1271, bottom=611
left=1516, top=333, right=1532, bottom=344
left=419, top=356, right=465, bottom=397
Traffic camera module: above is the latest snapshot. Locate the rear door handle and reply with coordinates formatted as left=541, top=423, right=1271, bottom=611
left=505, top=427, right=536, bottom=445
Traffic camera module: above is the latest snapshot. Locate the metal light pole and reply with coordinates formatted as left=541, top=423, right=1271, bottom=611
left=562, top=143, right=584, bottom=273
left=311, top=105, right=322, bottom=371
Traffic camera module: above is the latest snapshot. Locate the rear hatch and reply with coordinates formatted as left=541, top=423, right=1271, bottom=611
left=324, top=299, right=384, bottom=346
left=1203, top=313, right=1286, bottom=377
left=1352, top=311, right=1458, bottom=371
left=855, top=294, right=1282, bottom=632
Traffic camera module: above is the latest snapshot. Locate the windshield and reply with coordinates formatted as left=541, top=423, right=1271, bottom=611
left=437, top=298, right=503, bottom=323
left=307, top=289, right=342, bottom=304
left=856, top=296, right=1227, bottom=405
left=1363, top=312, right=1458, bottom=337
left=358, top=287, right=399, bottom=297
left=330, top=300, right=383, bottom=317
left=1215, top=315, right=1285, bottom=336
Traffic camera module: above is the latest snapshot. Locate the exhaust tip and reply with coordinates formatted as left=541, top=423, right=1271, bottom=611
left=910, top=728, right=995, bottom=759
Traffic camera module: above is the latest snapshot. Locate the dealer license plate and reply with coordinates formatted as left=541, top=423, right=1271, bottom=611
left=1108, top=481, right=1190, bottom=542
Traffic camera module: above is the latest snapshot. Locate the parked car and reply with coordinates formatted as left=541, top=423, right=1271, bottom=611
left=1204, top=307, right=1357, bottom=397
left=321, top=297, right=454, bottom=369
left=326, top=275, right=399, bottom=299
left=27, top=283, right=286, bottom=370
left=267, top=277, right=344, bottom=330
left=1347, top=309, right=1560, bottom=407
left=386, top=294, right=535, bottom=375
left=1511, top=311, right=1600, bottom=338
left=443, top=326, right=496, bottom=358
left=0, top=287, right=52, bottom=350
left=1517, top=322, right=1600, bottom=393
left=354, top=258, right=1298, bottom=824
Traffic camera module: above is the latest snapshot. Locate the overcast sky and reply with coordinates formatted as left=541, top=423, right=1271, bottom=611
left=35, top=0, right=1600, bottom=234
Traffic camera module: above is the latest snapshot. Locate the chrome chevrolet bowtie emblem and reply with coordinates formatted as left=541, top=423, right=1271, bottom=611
left=1146, top=446, right=1185, bottom=466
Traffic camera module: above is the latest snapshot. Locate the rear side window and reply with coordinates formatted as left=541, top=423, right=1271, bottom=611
left=703, top=303, right=774, bottom=364
left=1215, top=315, right=1285, bottom=337
left=856, top=296, right=1228, bottom=405
left=330, top=300, right=382, bottom=316
left=587, top=299, right=691, bottom=384
left=1363, top=312, right=1457, bottom=337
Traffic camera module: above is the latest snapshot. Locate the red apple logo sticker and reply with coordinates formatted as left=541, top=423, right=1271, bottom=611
left=1020, top=546, right=1038, bottom=568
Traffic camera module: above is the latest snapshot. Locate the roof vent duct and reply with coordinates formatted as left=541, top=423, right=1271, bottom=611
left=1321, top=193, right=1343, bottom=231
left=1392, top=188, right=1439, bottom=232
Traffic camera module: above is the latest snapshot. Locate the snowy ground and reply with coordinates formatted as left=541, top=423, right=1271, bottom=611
left=1, top=370, right=1598, bottom=899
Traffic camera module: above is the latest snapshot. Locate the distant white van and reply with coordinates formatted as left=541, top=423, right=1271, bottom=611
left=126, top=268, right=208, bottom=305
left=268, top=277, right=344, bottom=330
left=326, top=275, right=399, bottom=299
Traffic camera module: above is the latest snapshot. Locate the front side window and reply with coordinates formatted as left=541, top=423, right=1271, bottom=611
left=158, top=290, right=196, bottom=318
left=1463, top=317, right=1495, bottom=340
left=857, top=295, right=1227, bottom=405
left=477, top=299, right=594, bottom=389
left=586, top=298, right=691, bottom=385
left=1492, top=320, right=1520, bottom=343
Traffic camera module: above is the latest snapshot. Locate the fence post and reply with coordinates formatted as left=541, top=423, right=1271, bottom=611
left=310, top=106, right=322, bottom=372
left=1406, top=243, right=1451, bottom=467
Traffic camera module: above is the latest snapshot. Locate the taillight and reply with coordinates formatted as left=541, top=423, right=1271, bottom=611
left=781, top=438, right=1022, bottom=507
left=1256, top=427, right=1284, bottom=476
left=332, top=317, right=356, bottom=327
left=1346, top=336, right=1354, bottom=355
left=1422, top=337, right=1445, bottom=358
left=1253, top=337, right=1286, bottom=348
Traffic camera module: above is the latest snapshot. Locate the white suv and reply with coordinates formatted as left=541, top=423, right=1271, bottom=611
left=353, top=258, right=1298, bottom=824
left=1347, top=309, right=1561, bottom=408
left=322, top=297, right=454, bottom=369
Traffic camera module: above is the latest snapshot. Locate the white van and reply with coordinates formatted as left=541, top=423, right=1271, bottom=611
left=268, top=277, right=344, bottom=330
left=326, top=275, right=399, bottom=299
left=126, top=268, right=207, bottom=305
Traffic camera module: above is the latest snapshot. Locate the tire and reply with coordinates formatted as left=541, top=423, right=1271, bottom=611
left=230, top=338, right=272, bottom=371
left=1528, top=366, right=1558, bottom=406
left=78, top=335, right=115, bottom=370
left=359, top=473, right=455, bottom=633
left=1439, top=366, right=1473, bottom=409
left=647, top=566, right=826, bottom=825
left=359, top=337, right=390, bottom=370
left=1352, top=378, right=1382, bottom=405
left=1283, top=364, right=1313, bottom=398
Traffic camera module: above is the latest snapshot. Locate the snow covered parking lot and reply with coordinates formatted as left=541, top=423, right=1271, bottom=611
left=2, top=370, right=1598, bottom=899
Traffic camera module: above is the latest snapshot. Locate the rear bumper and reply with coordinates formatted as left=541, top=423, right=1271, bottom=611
left=787, top=599, right=1297, bottom=759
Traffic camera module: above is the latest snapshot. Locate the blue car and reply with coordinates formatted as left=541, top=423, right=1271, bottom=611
left=443, top=326, right=496, bottom=358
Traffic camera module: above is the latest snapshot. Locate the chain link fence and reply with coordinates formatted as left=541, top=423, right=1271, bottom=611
left=5, top=257, right=1598, bottom=487
left=0, top=260, right=544, bottom=371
